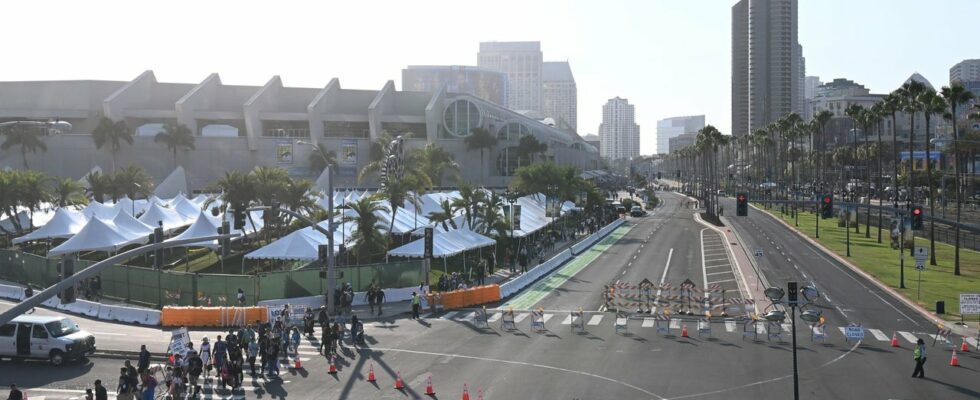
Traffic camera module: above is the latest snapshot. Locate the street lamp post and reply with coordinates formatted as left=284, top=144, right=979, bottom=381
left=763, top=283, right=822, bottom=400
left=504, top=189, right=517, bottom=272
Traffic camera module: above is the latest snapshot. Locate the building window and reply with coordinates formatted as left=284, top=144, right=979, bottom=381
left=442, top=99, right=481, bottom=138
left=324, top=121, right=369, bottom=138
left=263, top=121, right=309, bottom=138
left=381, top=122, right=426, bottom=139
left=496, top=121, right=530, bottom=141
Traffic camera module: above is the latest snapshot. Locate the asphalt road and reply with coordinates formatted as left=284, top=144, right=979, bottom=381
left=2, top=192, right=978, bottom=399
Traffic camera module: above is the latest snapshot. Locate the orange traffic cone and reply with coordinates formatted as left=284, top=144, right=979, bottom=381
left=962, top=338, right=970, bottom=353
left=327, top=359, right=338, bottom=374
left=294, top=357, right=302, bottom=369
left=394, top=371, right=405, bottom=390
left=950, top=349, right=960, bottom=367
left=681, top=323, right=689, bottom=338
left=367, top=363, right=376, bottom=382
left=461, top=383, right=470, bottom=400
left=425, top=375, right=436, bottom=395
left=890, top=331, right=900, bottom=348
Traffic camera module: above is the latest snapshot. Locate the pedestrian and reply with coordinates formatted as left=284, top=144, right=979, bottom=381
left=411, top=292, right=421, bottom=320
left=116, top=367, right=133, bottom=400
left=199, top=337, right=211, bottom=379
left=92, top=379, right=107, bottom=400
left=139, top=370, right=157, bottom=400
left=7, top=384, right=23, bottom=400
left=23, top=285, right=34, bottom=314
left=84, top=388, right=93, bottom=400
left=269, top=341, right=281, bottom=377
left=330, top=323, right=341, bottom=356
left=186, top=350, right=202, bottom=396
left=912, top=338, right=927, bottom=378
left=376, top=287, right=386, bottom=317
left=290, top=326, right=301, bottom=354
left=247, top=338, right=258, bottom=375
left=367, top=286, right=377, bottom=314
left=318, top=305, right=330, bottom=330
left=236, top=288, right=246, bottom=306
left=137, top=344, right=150, bottom=372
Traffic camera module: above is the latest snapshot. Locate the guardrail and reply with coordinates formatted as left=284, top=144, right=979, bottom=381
left=0, top=283, right=162, bottom=325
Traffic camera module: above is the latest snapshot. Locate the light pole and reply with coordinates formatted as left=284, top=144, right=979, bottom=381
left=297, top=140, right=336, bottom=313
left=504, top=189, right=518, bottom=272
left=763, top=283, right=822, bottom=400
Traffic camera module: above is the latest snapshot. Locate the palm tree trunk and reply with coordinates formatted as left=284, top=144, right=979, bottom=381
left=925, top=116, right=936, bottom=265
left=954, top=117, right=962, bottom=276
left=21, top=146, right=29, bottom=169
left=865, top=128, right=871, bottom=238
left=908, top=111, right=916, bottom=257
left=877, top=122, right=883, bottom=243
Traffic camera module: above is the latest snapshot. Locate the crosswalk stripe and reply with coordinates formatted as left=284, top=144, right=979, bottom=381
left=899, top=331, right=919, bottom=344
left=488, top=312, right=502, bottom=322
left=542, top=313, right=554, bottom=323
left=587, top=315, right=603, bottom=326
left=868, top=329, right=889, bottom=341
left=781, top=323, right=792, bottom=333
left=459, top=312, right=476, bottom=322
left=725, top=321, right=736, bottom=332
left=669, top=319, right=680, bottom=330
left=561, top=315, right=573, bottom=325
left=641, top=318, right=655, bottom=328
left=443, top=311, right=462, bottom=320
left=967, top=337, right=978, bottom=348
left=514, top=313, right=529, bottom=323
left=929, top=334, right=949, bottom=343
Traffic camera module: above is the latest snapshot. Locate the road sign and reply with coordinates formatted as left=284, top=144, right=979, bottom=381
left=754, top=249, right=763, bottom=258
left=169, top=327, right=191, bottom=357
left=914, top=246, right=928, bottom=270
left=424, top=227, right=433, bottom=259
left=844, top=324, right=864, bottom=340
left=960, top=293, right=980, bottom=315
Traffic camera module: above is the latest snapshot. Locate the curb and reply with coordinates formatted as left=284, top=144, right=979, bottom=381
left=752, top=204, right=973, bottom=337
left=90, top=350, right=168, bottom=362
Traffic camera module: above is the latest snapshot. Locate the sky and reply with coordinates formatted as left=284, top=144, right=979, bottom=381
left=2, top=0, right=977, bottom=155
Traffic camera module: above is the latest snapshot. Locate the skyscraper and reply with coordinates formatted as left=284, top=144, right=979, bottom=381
left=478, top=41, right=543, bottom=112
left=599, top=97, right=640, bottom=160
left=731, top=0, right=803, bottom=137
left=656, top=115, right=705, bottom=154
left=542, top=61, right=577, bottom=132
left=401, top=65, right=508, bottom=105
left=950, top=59, right=980, bottom=84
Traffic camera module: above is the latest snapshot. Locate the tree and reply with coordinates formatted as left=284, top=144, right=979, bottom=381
left=1, top=123, right=47, bottom=169
left=870, top=103, right=886, bottom=243
left=309, top=145, right=338, bottom=175
left=516, top=135, right=548, bottom=165
left=52, top=177, right=88, bottom=208
left=918, top=90, right=947, bottom=264
left=941, top=84, right=975, bottom=276
left=340, top=196, right=390, bottom=264
left=882, top=92, right=902, bottom=206
left=408, top=143, right=458, bottom=190
left=0, top=170, right=50, bottom=234
left=813, top=111, right=834, bottom=192
left=85, top=171, right=113, bottom=203
left=427, top=199, right=457, bottom=231
left=281, top=179, right=320, bottom=218
left=474, top=191, right=510, bottom=238
left=251, top=166, right=291, bottom=207
left=464, top=127, right=497, bottom=183
left=92, top=117, right=133, bottom=172
left=210, top=170, right=256, bottom=217
left=376, top=173, right=420, bottom=233
left=154, top=123, right=195, bottom=169
left=451, top=180, right=484, bottom=229
left=113, top=165, right=154, bottom=204
left=898, top=80, right=927, bottom=208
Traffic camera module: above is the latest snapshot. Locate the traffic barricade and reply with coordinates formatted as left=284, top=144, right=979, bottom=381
left=570, top=308, right=585, bottom=332
left=473, top=306, right=490, bottom=329
left=742, top=318, right=758, bottom=341
left=810, top=323, right=826, bottom=342
left=767, top=321, right=782, bottom=342
left=614, top=312, right=629, bottom=334
left=530, top=309, right=547, bottom=333
left=697, top=318, right=712, bottom=337
left=654, top=314, right=670, bottom=335
left=500, top=307, right=516, bottom=330
left=160, top=306, right=268, bottom=327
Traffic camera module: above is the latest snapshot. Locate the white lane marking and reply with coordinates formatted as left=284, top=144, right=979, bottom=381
left=706, top=271, right=735, bottom=276
left=708, top=278, right=737, bottom=284
left=642, top=318, right=655, bottom=328
left=669, top=319, right=680, bottom=330
left=514, top=313, right=529, bottom=323
left=588, top=315, right=604, bottom=326
left=443, top=311, right=462, bottom=320
left=700, top=228, right=709, bottom=288
left=834, top=305, right=849, bottom=318
left=459, top=312, right=476, bottom=322
left=899, top=331, right=919, bottom=344
left=488, top=312, right=502, bottom=322
left=542, top=313, right=554, bottom=324
left=655, top=248, right=674, bottom=304
left=89, top=331, right=128, bottom=336
left=561, top=315, right=573, bottom=325
left=868, top=329, right=889, bottom=341
left=725, top=321, right=736, bottom=332
left=705, top=264, right=731, bottom=269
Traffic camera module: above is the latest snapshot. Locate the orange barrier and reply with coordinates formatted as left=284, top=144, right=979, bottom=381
left=160, top=306, right=268, bottom=327
left=431, top=284, right=501, bottom=310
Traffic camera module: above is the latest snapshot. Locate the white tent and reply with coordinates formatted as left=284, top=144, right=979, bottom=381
left=154, top=166, right=189, bottom=199
left=81, top=201, right=117, bottom=219
left=388, top=228, right=495, bottom=258
left=48, top=218, right=145, bottom=256
left=112, top=210, right=155, bottom=239
left=76, top=165, right=103, bottom=189
left=189, top=194, right=211, bottom=207
left=244, top=217, right=349, bottom=261
left=12, top=208, right=88, bottom=244
left=511, top=195, right=550, bottom=237
left=170, top=195, right=202, bottom=220
left=138, top=203, right=192, bottom=232
left=165, top=211, right=224, bottom=249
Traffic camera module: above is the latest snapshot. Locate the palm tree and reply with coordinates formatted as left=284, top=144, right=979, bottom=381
left=85, top=171, right=113, bottom=203
left=309, top=145, right=338, bottom=175
left=281, top=179, right=320, bottom=217
left=475, top=191, right=510, bottom=237
left=857, top=107, right=876, bottom=237
left=918, top=90, right=947, bottom=265
left=113, top=165, right=154, bottom=205
left=251, top=166, right=291, bottom=207
left=154, top=123, right=195, bottom=169
left=464, top=127, right=497, bottom=183
left=51, top=178, right=88, bottom=208
left=451, top=180, right=484, bottom=229
left=883, top=93, right=902, bottom=209
left=941, top=84, right=975, bottom=276
left=340, top=196, right=390, bottom=264
left=14, top=170, right=50, bottom=231
left=92, top=117, right=133, bottom=172
left=870, top=103, right=886, bottom=243
left=210, top=170, right=256, bottom=217
left=813, top=110, right=834, bottom=194
left=1, top=123, right=47, bottom=169
left=377, top=173, right=420, bottom=233
left=427, top=199, right=458, bottom=231
left=517, top=135, right=548, bottom=165
left=408, top=143, right=458, bottom=190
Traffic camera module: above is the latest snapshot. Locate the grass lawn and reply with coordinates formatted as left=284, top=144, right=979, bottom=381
left=755, top=205, right=980, bottom=322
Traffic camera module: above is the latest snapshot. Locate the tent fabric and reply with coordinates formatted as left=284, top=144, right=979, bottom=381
left=48, top=218, right=145, bottom=256
left=244, top=218, right=349, bottom=261
left=170, top=195, right=203, bottom=220
left=138, top=203, right=192, bottom=232
left=112, top=210, right=155, bottom=239
left=388, top=227, right=495, bottom=258
left=12, top=208, right=88, bottom=244
left=189, top=194, right=211, bottom=207
left=81, top=201, right=117, bottom=219
left=165, top=211, right=226, bottom=249
left=154, top=166, right=189, bottom=198
left=76, top=165, right=103, bottom=189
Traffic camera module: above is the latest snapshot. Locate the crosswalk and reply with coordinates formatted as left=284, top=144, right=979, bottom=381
left=417, top=309, right=979, bottom=347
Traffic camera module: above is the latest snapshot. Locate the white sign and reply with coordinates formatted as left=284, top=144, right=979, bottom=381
left=844, top=325, right=864, bottom=340
left=169, top=327, right=191, bottom=356
left=754, top=249, right=764, bottom=258
left=960, top=293, right=980, bottom=315
left=914, top=247, right=928, bottom=262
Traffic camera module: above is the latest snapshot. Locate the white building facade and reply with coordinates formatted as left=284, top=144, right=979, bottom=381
left=478, top=41, right=543, bottom=113
left=542, top=61, right=577, bottom=133
left=656, top=115, right=705, bottom=154
left=599, top=97, right=640, bottom=160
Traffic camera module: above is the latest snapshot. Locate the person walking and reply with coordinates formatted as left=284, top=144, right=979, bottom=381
left=411, top=292, right=421, bottom=320
left=199, top=337, right=212, bottom=380
left=7, top=384, right=23, bottom=400
left=23, top=285, right=34, bottom=314
left=912, top=338, right=927, bottom=378
left=247, top=338, right=258, bottom=375
left=376, top=287, right=386, bottom=317
left=139, top=370, right=158, bottom=400
left=317, top=305, right=330, bottom=331
left=367, top=286, right=377, bottom=315
left=137, top=345, right=151, bottom=372
left=116, top=367, right=134, bottom=400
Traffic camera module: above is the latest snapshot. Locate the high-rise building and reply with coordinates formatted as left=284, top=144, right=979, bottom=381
left=656, top=115, right=705, bottom=154
left=668, top=132, right=698, bottom=153
left=401, top=65, right=507, bottom=105
left=478, top=41, right=542, bottom=112
left=804, top=76, right=822, bottom=100
left=950, top=59, right=980, bottom=84
left=598, top=97, right=640, bottom=160
left=731, top=0, right=803, bottom=137
left=542, top=61, right=577, bottom=132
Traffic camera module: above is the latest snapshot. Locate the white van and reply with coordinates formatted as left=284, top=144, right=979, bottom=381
left=0, top=315, right=96, bottom=365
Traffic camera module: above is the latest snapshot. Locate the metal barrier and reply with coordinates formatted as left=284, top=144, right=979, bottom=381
left=530, top=309, right=547, bottom=333
left=614, top=311, right=629, bottom=334
left=570, top=309, right=585, bottom=332
left=500, top=308, right=516, bottom=330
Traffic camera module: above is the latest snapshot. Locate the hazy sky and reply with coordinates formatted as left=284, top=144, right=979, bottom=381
left=2, top=0, right=977, bottom=154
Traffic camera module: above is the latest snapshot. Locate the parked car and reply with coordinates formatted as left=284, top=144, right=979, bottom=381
left=630, top=206, right=646, bottom=217
left=0, top=315, right=96, bottom=365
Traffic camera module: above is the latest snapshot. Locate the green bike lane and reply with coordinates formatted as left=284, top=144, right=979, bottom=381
left=504, top=224, right=634, bottom=310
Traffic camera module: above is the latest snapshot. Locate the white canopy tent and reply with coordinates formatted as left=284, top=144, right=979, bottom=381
left=244, top=219, right=349, bottom=261
left=48, top=218, right=146, bottom=256
left=138, top=203, right=192, bottom=232
left=387, top=228, right=495, bottom=259
left=81, top=201, right=117, bottom=219
left=154, top=166, right=189, bottom=199
left=170, top=195, right=203, bottom=220
left=112, top=210, right=155, bottom=239
left=12, top=208, right=88, bottom=244
left=165, top=210, right=260, bottom=249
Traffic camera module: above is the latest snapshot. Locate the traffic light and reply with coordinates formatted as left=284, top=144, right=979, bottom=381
left=264, top=198, right=280, bottom=227
left=60, top=257, right=75, bottom=304
left=911, top=206, right=924, bottom=230
left=153, top=225, right=164, bottom=269
left=318, top=244, right=330, bottom=263
left=424, top=227, right=434, bottom=259
left=657, top=172, right=662, bottom=180
left=821, top=195, right=833, bottom=219
left=736, top=193, right=748, bottom=216
left=787, top=281, right=798, bottom=306
left=233, top=206, right=246, bottom=230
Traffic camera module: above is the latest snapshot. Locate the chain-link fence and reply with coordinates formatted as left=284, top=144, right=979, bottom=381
left=0, top=249, right=424, bottom=307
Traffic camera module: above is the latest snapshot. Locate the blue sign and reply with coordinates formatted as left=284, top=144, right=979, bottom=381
left=899, top=151, right=941, bottom=161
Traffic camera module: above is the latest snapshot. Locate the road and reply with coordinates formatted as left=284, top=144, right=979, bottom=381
left=2, top=192, right=978, bottom=399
